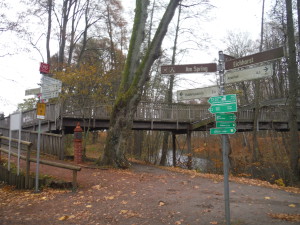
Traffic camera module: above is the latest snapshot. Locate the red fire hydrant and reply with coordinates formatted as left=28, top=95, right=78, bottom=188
left=74, top=122, right=83, bottom=164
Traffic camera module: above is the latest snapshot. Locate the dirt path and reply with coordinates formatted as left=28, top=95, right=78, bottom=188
left=0, top=160, right=299, bottom=225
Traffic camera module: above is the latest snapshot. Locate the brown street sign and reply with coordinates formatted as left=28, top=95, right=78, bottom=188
left=225, top=47, right=284, bottom=70
left=161, top=63, right=217, bottom=74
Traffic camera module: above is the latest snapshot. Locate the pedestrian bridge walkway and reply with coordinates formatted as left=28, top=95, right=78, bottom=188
left=0, top=98, right=299, bottom=134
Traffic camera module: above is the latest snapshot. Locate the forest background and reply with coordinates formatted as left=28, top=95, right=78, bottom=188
left=0, top=0, right=299, bottom=186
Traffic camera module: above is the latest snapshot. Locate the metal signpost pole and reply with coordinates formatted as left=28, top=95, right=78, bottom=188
left=219, top=51, right=231, bottom=225
left=35, top=98, right=42, bottom=193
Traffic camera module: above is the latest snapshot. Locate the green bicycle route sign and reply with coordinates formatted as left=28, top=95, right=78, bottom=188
left=208, top=94, right=237, bottom=105
left=215, top=113, right=236, bottom=121
left=208, top=103, right=237, bottom=114
left=210, top=128, right=236, bottom=135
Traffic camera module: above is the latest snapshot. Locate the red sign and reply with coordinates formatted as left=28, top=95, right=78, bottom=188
left=225, top=47, right=284, bottom=70
left=39, top=62, right=50, bottom=74
left=161, top=63, right=217, bottom=74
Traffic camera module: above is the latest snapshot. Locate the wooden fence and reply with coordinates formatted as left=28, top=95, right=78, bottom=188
left=0, top=135, right=80, bottom=191
left=0, top=128, right=64, bottom=160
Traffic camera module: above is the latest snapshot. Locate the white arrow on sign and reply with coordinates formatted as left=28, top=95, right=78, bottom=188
left=177, top=86, right=219, bottom=100
left=225, top=64, right=273, bottom=84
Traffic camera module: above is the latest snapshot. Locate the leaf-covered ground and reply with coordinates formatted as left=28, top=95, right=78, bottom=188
left=0, top=160, right=299, bottom=225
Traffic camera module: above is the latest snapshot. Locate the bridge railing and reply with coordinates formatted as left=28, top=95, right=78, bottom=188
left=237, top=106, right=291, bottom=122
left=1, top=101, right=298, bottom=130
left=60, top=101, right=212, bottom=122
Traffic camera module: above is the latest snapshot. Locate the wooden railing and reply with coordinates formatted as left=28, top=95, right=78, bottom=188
left=0, top=135, right=80, bottom=191
left=0, top=128, right=64, bottom=160
left=0, top=101, right=299, bottom=130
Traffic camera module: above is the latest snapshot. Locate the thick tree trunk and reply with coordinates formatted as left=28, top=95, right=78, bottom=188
left=46, top=0, right=52, bottom=64
left=98, top=0, right=181, bottom=168
left=285, top=0, right=299, bottom=179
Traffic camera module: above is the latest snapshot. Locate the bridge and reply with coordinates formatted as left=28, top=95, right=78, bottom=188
left=1, top=98, right=299, bottom=134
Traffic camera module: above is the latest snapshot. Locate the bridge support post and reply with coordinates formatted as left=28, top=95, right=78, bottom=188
left=74, top=123, right=83, bottom=164
left=187, top=130, right=192, bottom=170
left=172, top=133, right=176, bottom=167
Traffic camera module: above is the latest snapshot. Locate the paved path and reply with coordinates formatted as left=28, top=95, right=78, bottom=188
left=0, top=161, right=299, bottom=225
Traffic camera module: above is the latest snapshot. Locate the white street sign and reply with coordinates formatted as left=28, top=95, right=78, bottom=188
left=225, top=64, right=273, bottom=84
left=25, top=88, right=41, bottom=96
left=41, top=91, right=60, bottom=100
left=42, top=84, right=62, bottom=92
left=177, top=86, right=219, bottom=100
left=41, top=75, right=62, bottom=85
left=41, top=75, right=62, bottom=100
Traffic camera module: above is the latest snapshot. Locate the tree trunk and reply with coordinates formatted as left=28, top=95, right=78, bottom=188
left=98, top=0, right=181, bottom=168
left=46, top=0, right=52, bottom=64
left=252, top=0, right=265, bottom=162
left=285, top=0, right=299, bottom=179
left=160, top=4, right=181, bottom=166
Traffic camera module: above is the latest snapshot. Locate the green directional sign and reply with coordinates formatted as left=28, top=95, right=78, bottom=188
left=208, top=103, right=237, bottom=114
left=208, top=94, right=237, bottom=105
left=210, top=128, right=236, bottom=135
left=216, top=122, right=236, bottom=128
left=215, top=113, right=237, bottom=121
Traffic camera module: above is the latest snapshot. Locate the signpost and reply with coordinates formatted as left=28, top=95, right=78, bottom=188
left=225, top=47, right=284, bottom=70
left=208, top=103, right=237, bottom=114
left=36, top=103, right=46, bottom=120
left=225, top=64, right=273, bottom=84
left=161, top=63, right=217, bottom=74
left=208, top=94, right=237, bottom=105
left=210, top=128, right=236, bottom=135
left=177, top=86, right=218, bottom=100
left=216, top=121, right=236, bottom=128
left=25, top=88, right=41, bottom=96
left=39, top=62, right=50, bottom=74
left=41, top=75, right=62, bottom=101
left=215, top=113, right=236, bottom=121
left=159, top=48, right=285, bottom=225
left=41, top=75, right=62, bottom=85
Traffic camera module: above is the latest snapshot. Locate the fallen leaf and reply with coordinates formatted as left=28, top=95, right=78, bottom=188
left=288, top=204, right=296, bottom=208
left=41, top=197, right=47, bottom=200
left=175, top=221, right=181, bottom=225
left=58, top=215, right=69, bottom=221
left=158, top=201, right=166, bottom=206
left=121, top=200, right=128, bottom=205
left=86, top=205, right=92, bottom=208
left=104, top=196, right=115, bottom=200
left=210, top=222, right=218, bottom=224
left=264, top=196, right=271, bottom=200
left=92, top=185, right=102, bottom=190
left=120, top=210, right=128, bottom=214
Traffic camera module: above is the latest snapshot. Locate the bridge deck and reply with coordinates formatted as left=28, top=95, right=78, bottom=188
left=0, top=99, right=299, bottom=134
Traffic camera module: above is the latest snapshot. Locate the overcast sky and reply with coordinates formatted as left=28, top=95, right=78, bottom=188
left=0, top=0, right=268, bottom=116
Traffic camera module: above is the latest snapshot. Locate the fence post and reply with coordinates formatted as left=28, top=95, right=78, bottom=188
left=25, top=144, right=32, bottom=189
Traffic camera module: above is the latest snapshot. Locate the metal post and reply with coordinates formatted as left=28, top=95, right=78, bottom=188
left=35, top=112, right=41, bottom=192
left=219, top=51, right=231, bottom=225
left=17, top=112, right=22, bottom=175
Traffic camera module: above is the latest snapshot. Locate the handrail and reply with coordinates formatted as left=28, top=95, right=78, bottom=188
left=0, top=135, right=80, bottom=191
